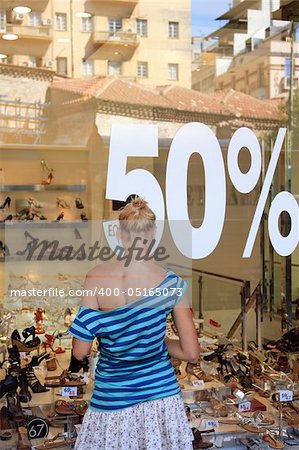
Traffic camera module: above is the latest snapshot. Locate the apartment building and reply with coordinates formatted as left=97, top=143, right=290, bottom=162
left=0, top=0, right=191, bottom=87
left=192, top=0, right=299, bottom=99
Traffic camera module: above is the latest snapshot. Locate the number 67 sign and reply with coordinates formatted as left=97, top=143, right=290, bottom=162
left=105, top=123, right=299, bottom=259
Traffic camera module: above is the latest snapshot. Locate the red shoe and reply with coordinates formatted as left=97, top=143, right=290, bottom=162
left=55, top=346, right=66, bottom=354
left=209, top=319, right=221, bottom=328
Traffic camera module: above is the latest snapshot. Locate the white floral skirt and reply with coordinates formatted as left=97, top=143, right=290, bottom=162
left=75, top=394, right=193, bottom=450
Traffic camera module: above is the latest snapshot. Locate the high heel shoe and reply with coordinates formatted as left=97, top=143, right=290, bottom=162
left=41, top=172, right=54, bottom=185
left=186, top=361, right=214, bottom=383
left=0, top=214, right=12, bottom=223
left=0, top=197, right=11, bottom=209
left=18, top=368, right=32, bottom=403
left=30, top=352, right=50, bottom=367
left=24, top=362, right=49, bottom=394
left=11, top=329, right=40, bottom=353
left=80, top=212, right=88, bottom=221
left=27, top=197, right=42, bottom=209
left=0, top=374, right=18, bottom=399
left=55, top=211, right=64, bottom=221
left=0, top=240, right=9, bottom=257
left=57, top=198, right=70, bottom=209
left=75, top=198, right=84, bottom=209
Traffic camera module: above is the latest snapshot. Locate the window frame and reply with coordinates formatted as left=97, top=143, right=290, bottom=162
left=55, top=12, right=67, bottom=31
left=168, top=63, right=179, bottom=81
left=168, top=21, right=179, bottom=39
left=137, top=61, right=148, bottom=78
left=136, top=18, right=148, bottom=37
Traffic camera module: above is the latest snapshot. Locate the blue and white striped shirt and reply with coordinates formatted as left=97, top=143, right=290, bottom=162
left=69, top=271, right=187, bottom=411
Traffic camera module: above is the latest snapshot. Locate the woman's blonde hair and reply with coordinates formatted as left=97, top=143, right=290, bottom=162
left=119, top=197, right=156, bottom=233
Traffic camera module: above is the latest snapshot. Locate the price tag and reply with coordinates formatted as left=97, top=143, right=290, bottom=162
left=27, top=418, right=49, bottom=440
left=238, top=401, right=251, bottom=412
left=191, top=380, right=205, bottom=390
left=205, top=419, right=219, bottom=429
left=279, top=390, right=293, bottom=402
left=61, top=386, right=78, bottom=397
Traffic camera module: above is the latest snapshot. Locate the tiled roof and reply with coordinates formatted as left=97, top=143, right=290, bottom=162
left=51, top=76, right=283, bottom=122
left=211, top=89, right=283, bottom=121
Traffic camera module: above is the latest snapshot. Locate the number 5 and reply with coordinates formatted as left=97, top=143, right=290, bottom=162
left=106, top=124, right=164, bottom=220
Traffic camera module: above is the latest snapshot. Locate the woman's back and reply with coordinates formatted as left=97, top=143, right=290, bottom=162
left=71, top=268, right=187, bottom=411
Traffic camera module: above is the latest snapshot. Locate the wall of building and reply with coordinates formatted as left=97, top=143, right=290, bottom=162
left=0, top=0, right=191, bottom=87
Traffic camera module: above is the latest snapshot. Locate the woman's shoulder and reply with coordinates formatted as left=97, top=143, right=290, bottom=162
left=85, top=262, right=122, bottom=278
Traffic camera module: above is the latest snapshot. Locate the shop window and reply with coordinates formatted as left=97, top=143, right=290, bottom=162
left=108, top=18, right=122, bottom=34
left=55, top=13, right=67, bottom=31
left=81, top=60, right=94, bottom=76
left=29, top=11, right=41, bottom=27
left=168, top=63, right=179, bottom=80
left=136, top=19, right=147, bottom=37
left=168, top=21, right=179, bottom=38
left=108, top=61, right=122, bottom=76
left=137, top=62, right=148, bottom=78
left=81, top=16, right=93, bottom=33
left=57, top=57, right=68, bottom=75
left=0, top=10, right=6, bottom=32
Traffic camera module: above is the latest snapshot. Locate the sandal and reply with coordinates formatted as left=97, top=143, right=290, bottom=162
left=35, top=433, right=76, bottom=449
left=45, top=370, right=86, bottom=387
left=192, top=428, right=213, bottom=449
left=263, top=432, right=285, bottom=449
left=55, top=399, right=88, bottom=416
left=241, top=422, right=268, bottom=433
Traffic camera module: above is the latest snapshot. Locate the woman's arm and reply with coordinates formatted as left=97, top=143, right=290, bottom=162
left=72, top=271, right=99, bottom=361
left=165, top=296, right=200, bottom=364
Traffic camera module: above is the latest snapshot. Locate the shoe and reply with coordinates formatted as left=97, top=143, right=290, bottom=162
left=27, top=197, right=42, bottom=209
left=0, top=214, right=13, bottom=223
left=0, top=374, right=18, bottom=398
left=11, top=328, right=41, bottom=353
left=0, top=240, right=9, bottom=258
left=41, top=172, right=54, bottom=185
left=55, top=211, right=64, bottom=221
left=80, top=212, right=88, bottom=221
left=0, top=197, right=11, bottom=209
left=24, top=364, right=49, bottom=394
left=68, top=354, right=89, bottom=373
left=186, top=362, right=214, bottom=383
left=30, top=352, right=50, bottom=367
left=75, top=198, right=84, bottom=209
left=56, top=198, right=70, bottom=209
left=18, top=368, right=32, bottom=403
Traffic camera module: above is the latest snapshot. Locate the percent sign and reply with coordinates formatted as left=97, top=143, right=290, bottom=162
left=228, top=127, right=299, bottom=257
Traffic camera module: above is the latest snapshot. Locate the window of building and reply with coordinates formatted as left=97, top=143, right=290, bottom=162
left=81, top=16, right=93, bottom=32
left=168, top=21, right=179, bottom=38
left=57, top=57, right=68, bottom=75
left=29, top=11, right=41, bottom=27
left=108, top=18, right=122, bottom=34
left=0, top=11, right=6, bottom=32
left=136, top=19, right=147, bottom=37
left=168, top=63, right=179, bottom=80
left=108, top=61, right=122, bottom=76
left=81, top=60, right=94, bottom=76
left=137, top=62, right=148, bottom=78
left=55, top=13, right=67, bottom=31
left=28, top=56, right=37, bottom=67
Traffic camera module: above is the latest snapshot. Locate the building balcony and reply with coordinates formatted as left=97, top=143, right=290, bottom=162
left=1, top=23, right=52, bottom=41
left=1, top=0, right=50, bottom=11
left=92, top=30, right=138, bottom=47
left=90, top=30, right=139, bottom=60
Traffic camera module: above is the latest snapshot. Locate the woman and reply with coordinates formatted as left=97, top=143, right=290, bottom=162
left=69, top=197, right=200, bottom=450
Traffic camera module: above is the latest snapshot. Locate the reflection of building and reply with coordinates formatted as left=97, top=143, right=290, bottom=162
left=192, top=0, right=299, bottom=99
left=0, top=0, right=191, bottom=87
